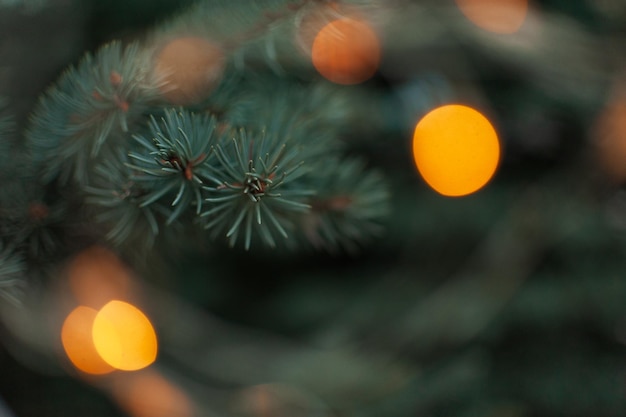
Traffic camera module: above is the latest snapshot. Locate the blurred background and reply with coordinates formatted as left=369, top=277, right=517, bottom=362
left=1, top=0, right=626, bottom=416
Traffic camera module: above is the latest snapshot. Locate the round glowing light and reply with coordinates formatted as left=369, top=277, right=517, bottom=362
left=456, top=0, right=528, bottom=34
left=412, top=104, right=500, bottom=197
left=113, top=370, right=194, bottom=417
left=61, top=306, right=115, bottom=375
left=154, top=37, right=225, bottom=105
left=92, top=300, right=157, bottom=371
left=311, top=18, right=380, bottom=85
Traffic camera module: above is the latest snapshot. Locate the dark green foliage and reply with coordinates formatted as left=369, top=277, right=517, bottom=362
left=84, top=148, right=161, bottom=247
left=4, top=2, right=625, bottom=417
left=18, top=28, right=388, bottom=253
left=200, top=72, right=354, bottom=153
left=26, top=41, right=159, bottom=184
left=302, top=157, right=389, bottom=253
left=0, top=102, right=70, bottom=263
left=128, top=109, right=219, bottom=224
left=202, top=127, right=313, bottom=249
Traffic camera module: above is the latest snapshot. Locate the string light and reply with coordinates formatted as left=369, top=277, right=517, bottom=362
left=412, top=104, right=500, bottom=197
left=311, top=17, right=380, bottom=85
left=92, top=300, right=158, bottom=371
left=113, top=370, right=194, bottom=417
left=61, top=306, right=115, bottom=375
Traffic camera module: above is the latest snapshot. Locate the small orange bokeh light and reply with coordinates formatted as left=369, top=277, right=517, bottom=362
left=456, top=0, right=529, bottom=34
left=311, top=17, right=381, bottom=85
left=593, top=85, right=626, bottom=182
left=413, top=104, right=500, bottom=197
left=61, top=306, right=115, bottom=375
left=113, top=370, right=194, bottom=417
left=154, top=36, right=225, bottom=105
left=67, top=246, right=132, bottom=309
left=92, top=300, right=158, bottom=371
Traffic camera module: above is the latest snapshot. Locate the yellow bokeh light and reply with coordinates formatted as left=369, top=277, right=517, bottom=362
left=412, top=104, right=500, bottom=197
left=311, top=17, right=380, bottom=85
left=61, top=306, right=115, bottom=375
left=456, top=0, right=528, bottom=34
left=92, top=300, right=157, bottom=371
left=113, top=370, right=194, bottom=417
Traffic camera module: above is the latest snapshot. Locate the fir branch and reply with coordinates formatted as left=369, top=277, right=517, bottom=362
left=202, top=127, right=314, bottom=249
left=85, top=148, right=164, bottom=249
left=202, top=73, right=346, bottom=157
left=301, top=157, right=389, bottom=253
left=127, top=109, right=221, bottom=224
left=197, top=75, right=383, bottom=250
left=26, top=41, right=160, bottom=185
left=0, top=102, right=64, bottom=258
left=0, top=184, right=70, bottom=263
left=192, top=71, right=259, bottom=127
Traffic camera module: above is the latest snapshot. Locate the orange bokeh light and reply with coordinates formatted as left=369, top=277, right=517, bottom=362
left=92, top=300, right=157, bottom=371
left=113, top=370, right=194, bottom=417
left=61, top=306, right=115, bottom=375
left=456, top=0, right=528, bottom=34
left=154, top=36, right=225, bottom=105
left=413, top=104, right=500, bottom=197
left=67, top=246, right=132, bottom=309
left=311, top=17, right=380, bottom=85
left=593, top=84, right=626, bottom=182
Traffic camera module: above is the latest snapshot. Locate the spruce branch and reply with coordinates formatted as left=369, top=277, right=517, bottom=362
left=204, top=73, right=346, bottom=157
left=195, top=74, right=388, bottom=251
left=302, top=157, right=389, bottom=253
left=202, top=127, right=314, bottom=249
left=0, top=186, right=71, bottom=262
left=26, top=41, right=160, bottom=184
left=85, top=149, right=163, bottom=249
left=127, top=109, right=220, bottom=224
left=11, top=0, right=394, bottom=259
left=0, top=101, right=69, bottom=260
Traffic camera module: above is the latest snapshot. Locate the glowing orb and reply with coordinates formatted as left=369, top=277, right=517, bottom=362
left=154, top=37, right=225, bottom=105
left=312, top=18, right=380, bottom=85
left=412, top=104, right=500, bottom=197
left=61, top=306, right=115, bottom=375
left=456, top=0, right=528, bottom=34
left=113, top=370, right=194, bottom=417
left=92, top=300, right=157, bottom=371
